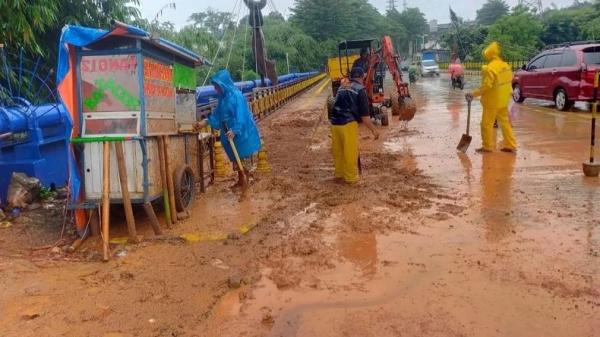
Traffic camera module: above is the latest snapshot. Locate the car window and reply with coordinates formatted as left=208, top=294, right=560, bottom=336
left=560, top=50, right=577, bottom=67
left=583, top=47, right=600, bottom=64
left=528, top=55, right=546, bottom=70
left=544, top=53, right=562, bottom=68
left=422, top=60, right=436, bottom=66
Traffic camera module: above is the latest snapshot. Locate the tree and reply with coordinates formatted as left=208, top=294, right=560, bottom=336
left=476, top=0, right=509, bottom=26
left=540, top=10, right=581, bottom=45
left=290, top=0, right=386, bottom=42
left=188, top=8, right=235, bottom=38
left=441, top=24, right=488, bottom=61
left=0, top=0, right=58, bottom=55
left=385, top=9, right=409, bottom=54
left=395, top=7, right=428, bottom=53
left=483, top=6, right=542, bottom=60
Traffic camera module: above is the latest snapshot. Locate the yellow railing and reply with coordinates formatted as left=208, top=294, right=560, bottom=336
left=198, top=73, right=328, bottom=121
left=249, top=73, right=327, bottom=119
left=438, top=60, right=528, bottom=71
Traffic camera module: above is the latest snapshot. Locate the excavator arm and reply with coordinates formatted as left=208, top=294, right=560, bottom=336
left=364, top=36, right=417, bottom=122
left=381, top=36, right=410, bottom=99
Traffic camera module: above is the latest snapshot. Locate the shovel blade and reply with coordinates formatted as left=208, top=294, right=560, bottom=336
left=456, top=134, right=472, bottom=153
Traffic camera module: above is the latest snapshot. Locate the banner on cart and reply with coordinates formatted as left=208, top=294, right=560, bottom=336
left=143, top=58, right=175, bottom=113
left=81, top=54, right=140, bottom=113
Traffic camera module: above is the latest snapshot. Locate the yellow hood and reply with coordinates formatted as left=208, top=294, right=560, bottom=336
left=483, top=42, right=501, bottom=61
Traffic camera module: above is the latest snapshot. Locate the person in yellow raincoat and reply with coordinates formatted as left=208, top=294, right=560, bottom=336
left=466, top=42, right=517, bottom=153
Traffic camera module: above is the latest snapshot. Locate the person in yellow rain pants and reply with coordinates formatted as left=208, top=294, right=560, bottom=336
left=330, top=67, right=379, bottom=183
left=466, top=42, right=517, bottom=153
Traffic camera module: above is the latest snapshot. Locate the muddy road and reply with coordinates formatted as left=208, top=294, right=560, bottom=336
left=1, top=75, right=599, bottom=337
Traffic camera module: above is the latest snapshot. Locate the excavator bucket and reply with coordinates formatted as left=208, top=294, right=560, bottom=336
left=398, top=97, right=417, bottom=122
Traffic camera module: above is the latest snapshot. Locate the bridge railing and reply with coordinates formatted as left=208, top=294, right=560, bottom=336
left=197, top=73, right=327, bottom=121
left=438, top=60, right=528, bottom=72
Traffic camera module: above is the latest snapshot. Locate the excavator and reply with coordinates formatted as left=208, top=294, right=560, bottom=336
left=326, top=36, right=417, bottom=126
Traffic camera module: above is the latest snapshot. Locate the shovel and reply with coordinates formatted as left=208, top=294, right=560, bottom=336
left=223, top=123, right=249, bottom=193
left=457, top=99, right=473, bottom=153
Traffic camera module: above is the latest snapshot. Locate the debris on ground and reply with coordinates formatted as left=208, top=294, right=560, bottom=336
left=7, top=172, right=41, bottom=209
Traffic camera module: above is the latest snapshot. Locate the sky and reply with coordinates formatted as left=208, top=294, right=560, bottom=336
left=138, top=0, right=577, bottom=29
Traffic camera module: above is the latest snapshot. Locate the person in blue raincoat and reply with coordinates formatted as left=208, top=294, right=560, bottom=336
left=195, top=69, right=262, bottom=188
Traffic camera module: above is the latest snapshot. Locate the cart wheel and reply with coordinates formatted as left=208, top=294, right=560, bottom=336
left=174, top=164, right=196, bottom=212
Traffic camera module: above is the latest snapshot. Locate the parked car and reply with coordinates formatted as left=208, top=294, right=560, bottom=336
left=420, top=59, right=440, bottom=77
left=512, top=42, right=600, bottom=111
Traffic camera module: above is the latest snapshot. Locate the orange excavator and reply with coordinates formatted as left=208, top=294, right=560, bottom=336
left=326, top=36, right=417, bottom=126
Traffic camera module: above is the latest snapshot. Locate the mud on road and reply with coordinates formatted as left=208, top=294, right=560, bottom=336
left=1, top=77, right=599, bottom=337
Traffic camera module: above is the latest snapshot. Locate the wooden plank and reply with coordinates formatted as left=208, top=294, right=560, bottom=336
left=146, top=138, right=162, bottom=198
left=147, top=118, right=176, bottom=135
left=157, top=136, right=172, bottom=227
left=115, top=141, right=138, bottom=243
left=102, top=141, right=111, bottom=262
left=163, top=136, right=178, bottom=223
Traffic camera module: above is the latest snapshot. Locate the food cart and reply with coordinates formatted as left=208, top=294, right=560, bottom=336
left=58, top=21, right=212, bottom=255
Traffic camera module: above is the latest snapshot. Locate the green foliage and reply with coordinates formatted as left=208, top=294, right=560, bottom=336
left=441, top=25, right=489, bottom=61
left=39, top=186, right=57, bottom=200
left=476, top=0, right=509, bottom=26
left=396, top=7, right=428, bottom=40
left=540, top=10, right=581, bottom=45
left=290, top=0, right=387, bottom=42
left=0, top=0, right=58, bottom=55
left=483, top=7, right=542, bottom=60
left=384, top=9, right=409, bottom=54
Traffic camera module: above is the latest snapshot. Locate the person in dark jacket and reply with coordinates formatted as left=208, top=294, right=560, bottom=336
left=330, top=67, right=379, bottom=183
left=352, top=48, right=370, bottom=74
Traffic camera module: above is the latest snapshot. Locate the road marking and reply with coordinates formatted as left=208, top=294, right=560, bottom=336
left=316, top=78, right=331, bottom=95
left=525, top=106, right=593, bottom=121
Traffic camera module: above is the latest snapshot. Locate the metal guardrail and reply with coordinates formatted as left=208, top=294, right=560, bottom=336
left=197, top=73, right=327, bottom=121
left=438, top=60, right=528, bottom=71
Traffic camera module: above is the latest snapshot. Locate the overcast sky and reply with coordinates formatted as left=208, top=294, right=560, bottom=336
left=138, top=0, right=577, bottom=29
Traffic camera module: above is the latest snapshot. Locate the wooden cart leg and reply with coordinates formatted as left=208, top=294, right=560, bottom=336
left=143, top=202, right=163, bottom=235
left=114, top=141, right=139, bottom=243
left=164, top=136, right=178, bottom=223
left=209, top=136, right=215, bottom=184
left=89, top=208, right=100, bottom=237
left=199, top=136, right=205, bottom=193
left=157, top=136, right=172, bottom=227
left=101, top=141, right=111, bottom=262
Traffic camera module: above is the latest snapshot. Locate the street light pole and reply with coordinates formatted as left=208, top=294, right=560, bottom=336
left=286, top=53, right=290, bottom=74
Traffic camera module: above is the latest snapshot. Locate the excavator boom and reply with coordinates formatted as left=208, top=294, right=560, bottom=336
left=364, top=36, right=416, bottom=122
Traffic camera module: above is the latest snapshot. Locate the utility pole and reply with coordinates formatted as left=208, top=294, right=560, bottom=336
left=403, top=0, right=407, bottom=10
left=387, top=0, right=396, bottom=11
left=286, top=53, right=290, bottom=74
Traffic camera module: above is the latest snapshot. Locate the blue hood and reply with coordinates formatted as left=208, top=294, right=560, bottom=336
left=211, top=69, right=236, bottom=98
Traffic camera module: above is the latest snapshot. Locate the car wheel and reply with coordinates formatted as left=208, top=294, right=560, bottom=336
left=513, top=84, right=525, bottom=103
left=554, top=89, right=573, bottom=111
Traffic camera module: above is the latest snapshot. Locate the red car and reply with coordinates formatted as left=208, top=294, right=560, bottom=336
left=512, top=42, right=600, bottom=111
